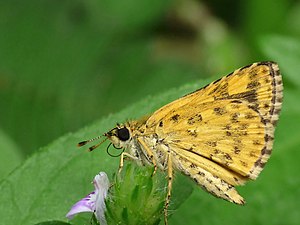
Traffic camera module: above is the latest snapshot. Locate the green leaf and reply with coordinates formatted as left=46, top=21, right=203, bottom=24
left=0, top=129, right=23, bottom=179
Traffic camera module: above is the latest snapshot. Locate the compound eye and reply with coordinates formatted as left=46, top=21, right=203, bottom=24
left=116, top=127, right=130, bottom=141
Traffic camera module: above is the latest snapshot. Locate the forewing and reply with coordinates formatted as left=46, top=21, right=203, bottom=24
left=146, top=62, right=283, bottom=181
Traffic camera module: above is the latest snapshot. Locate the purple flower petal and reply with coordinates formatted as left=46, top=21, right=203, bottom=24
left=66, top=171, right=110, bottom=225
left=66, top=192, right=96, bottom=219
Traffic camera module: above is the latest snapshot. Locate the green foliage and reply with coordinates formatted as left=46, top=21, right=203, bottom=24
left=1, top=0, right=300, bottom=225
left=0, top=129, right=23, bottom=178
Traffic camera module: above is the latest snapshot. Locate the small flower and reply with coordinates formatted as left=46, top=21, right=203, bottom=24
left=66, top=172, right=110, bottom=225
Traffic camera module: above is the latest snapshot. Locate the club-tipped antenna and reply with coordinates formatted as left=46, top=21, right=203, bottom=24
left=78, top=135, right=103, bottom=147
left=77, top=135, right=108, bottom=152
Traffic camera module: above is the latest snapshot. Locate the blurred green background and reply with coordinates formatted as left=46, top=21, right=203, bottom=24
left=1, top=0, right=300, bottom=225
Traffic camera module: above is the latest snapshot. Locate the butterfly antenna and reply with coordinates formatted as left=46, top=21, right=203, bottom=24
left=78, top=135, right=108, bottom=152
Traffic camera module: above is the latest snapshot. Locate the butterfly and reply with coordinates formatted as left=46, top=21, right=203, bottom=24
left=79, top=61, right=283, bottom=224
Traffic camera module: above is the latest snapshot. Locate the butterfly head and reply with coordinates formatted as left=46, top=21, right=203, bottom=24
left=78, top=123, right=132, bottom=152
left=105, top=125, right=131, bottom=149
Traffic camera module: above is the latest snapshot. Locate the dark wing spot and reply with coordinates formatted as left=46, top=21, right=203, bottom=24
left=231, top=113, right=240, bottom=122
left=239, top=123, right=249, bottom=129
left=215, top=185, right=221, bottom=192
left=247, top=81, right=261, bottom=89
left=225, top=153, right=232, bottom=161
left=206, top=141, right=217, bottom=147
left=265, top=78, right=271, bottom=83
left=188, top=117, right=195, bottom=125
left=170, top=114, right=180, bottom=122
left=214, top=107, right=227, bottom=115
left=261, top=118, right=270, bottom=124
left=254, top=159, right=265, bottom=168
left=190, top=163, right=197, bottom=168
left=187, top=114, right=203, bottom=125
left=214, top=149, right=220, bottom=154
left=249, top=70, right=258, bottom=79
left=207, top=178, right=213, bottom=184
left=253, top=140, right=261, bottom=145
left=231, top=100, right=243, bottom=104
left=197, top=114, right=203, bottom=121
left=264, top=134, right=274, bottom=142
left=240, top=160, right=248, bottom=167
left=261, top=147, right=272, bottom=155
left=187, top=129, right=198, bottom=137
left=245, top=112, right=256, bottom=119
left=234, top=146, right=241, bottom=154
left=224, top=124, right=231, bottom=130
left=263, top=103, right=270, bottom=109
left=198, top=171, right=205, bottom=176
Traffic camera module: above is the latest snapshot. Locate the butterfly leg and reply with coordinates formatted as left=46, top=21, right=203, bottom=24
left=118, top=152, right=139, bottom=173
left=137, top=137, right=158, bottom=176
left=164, top=152, right=173, bottom=225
